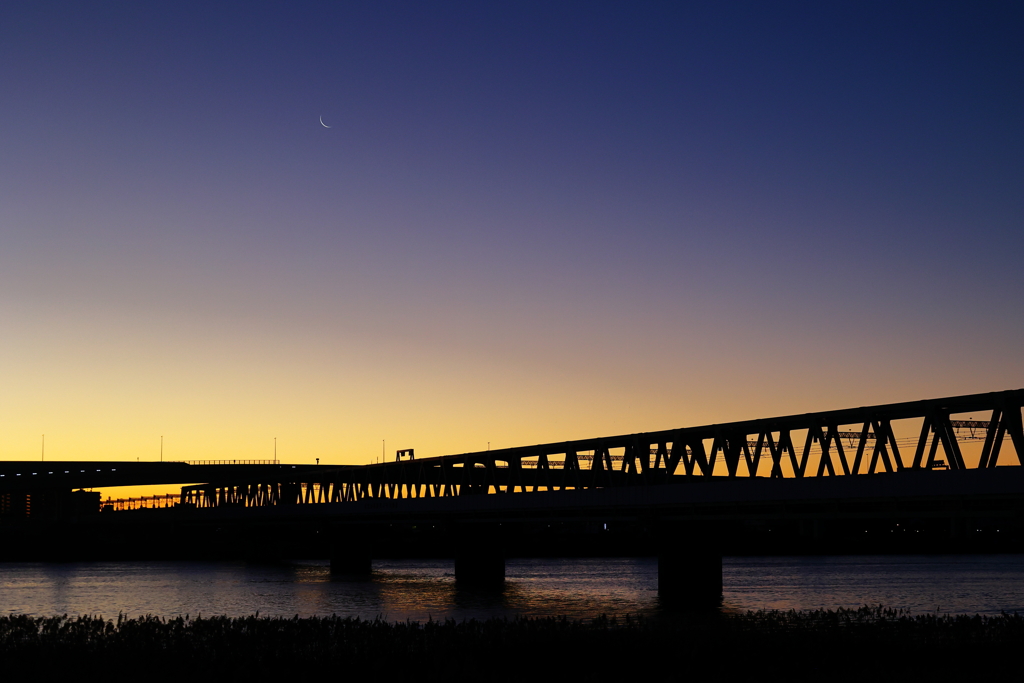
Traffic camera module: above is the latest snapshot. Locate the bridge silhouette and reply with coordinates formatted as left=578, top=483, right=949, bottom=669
left=2, top=389, right=1023, bottom=604
left=177, top=389, right=1024, bottom=508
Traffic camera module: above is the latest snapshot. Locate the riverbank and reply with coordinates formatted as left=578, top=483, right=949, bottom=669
left=2, top=606, right=1021, bottom=681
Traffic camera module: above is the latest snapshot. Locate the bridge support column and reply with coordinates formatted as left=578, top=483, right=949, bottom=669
left=658, top=528, right=722, bottom=607
left=329, top=526, right=373, bottom=575
left=454, top=524, right=505, bottom=587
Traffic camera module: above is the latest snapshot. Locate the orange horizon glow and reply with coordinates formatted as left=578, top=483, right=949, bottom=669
left=41, top=401, right=1012, bottom=502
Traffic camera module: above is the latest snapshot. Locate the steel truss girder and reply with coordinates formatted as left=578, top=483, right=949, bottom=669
left=180, top=389, right=1024, bottom=508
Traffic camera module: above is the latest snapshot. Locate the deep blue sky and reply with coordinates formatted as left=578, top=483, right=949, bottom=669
left=2, top=1, right=1022, bottom=463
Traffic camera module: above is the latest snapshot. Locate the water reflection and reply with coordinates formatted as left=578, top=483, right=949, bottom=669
left=724, top=555, right=1024, bottom=615
left=1, top=556, right=1023, bottom=620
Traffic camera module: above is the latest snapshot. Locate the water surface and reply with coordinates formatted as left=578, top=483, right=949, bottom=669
left=2, top=555, right=1022, bottom=621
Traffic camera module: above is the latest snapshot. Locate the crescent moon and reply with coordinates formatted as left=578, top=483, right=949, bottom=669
left=320, top=116, right=331, bottom=128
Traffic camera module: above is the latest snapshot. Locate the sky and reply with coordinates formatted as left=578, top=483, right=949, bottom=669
left=2, top=1, right=1022, bottom=476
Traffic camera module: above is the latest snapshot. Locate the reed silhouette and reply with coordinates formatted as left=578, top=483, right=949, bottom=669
left=2, top=606, right=1022, bottom=681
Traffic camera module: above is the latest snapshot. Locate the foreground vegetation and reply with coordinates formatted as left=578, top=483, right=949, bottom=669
left=2, top=606, right=1022, bottom=681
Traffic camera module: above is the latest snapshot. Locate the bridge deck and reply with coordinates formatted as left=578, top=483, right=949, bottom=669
left=2, top=390, right=1021, bottom=519
left=175, top=389, right=1024, bottom=509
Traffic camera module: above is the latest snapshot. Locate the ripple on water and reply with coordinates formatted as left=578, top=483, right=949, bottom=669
left=1, top=555, right=1022, bottom=620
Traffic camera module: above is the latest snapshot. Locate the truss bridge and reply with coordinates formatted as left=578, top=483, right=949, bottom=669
left=4, top=389, right=1024, bottom=603
left=179, top=389, right=1024, bottom=509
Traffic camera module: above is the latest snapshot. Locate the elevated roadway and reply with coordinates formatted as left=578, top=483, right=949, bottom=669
left=0, top=461, right=340, bottom=492
left=3, top=388, right=1023, bottom=603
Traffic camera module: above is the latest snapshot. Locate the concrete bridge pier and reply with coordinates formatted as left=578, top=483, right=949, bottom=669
left=328, top=525, right=373, bottom=575
left=657, top=528, right=722, bottom=607
left=454, top=524, right=505, bottom=587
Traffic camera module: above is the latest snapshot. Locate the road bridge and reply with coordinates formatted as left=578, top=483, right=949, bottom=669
left=2, top=389, right=1022, bottom=604
left=177, top=389, right=1024, bottom=508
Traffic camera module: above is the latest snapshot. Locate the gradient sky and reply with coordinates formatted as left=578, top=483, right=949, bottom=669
left=2, top=1, right=1022, bottom=472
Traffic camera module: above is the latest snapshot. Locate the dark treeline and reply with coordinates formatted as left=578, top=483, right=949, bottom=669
left=2, top=606, right=1022, bottom=681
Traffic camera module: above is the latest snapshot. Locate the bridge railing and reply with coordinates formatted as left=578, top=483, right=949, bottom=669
left=182, top=460, right=280, bottom=466
left=102, top=493, right=182, bottom=511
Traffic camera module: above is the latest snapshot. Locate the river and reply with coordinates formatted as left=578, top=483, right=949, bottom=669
left=2, top=555, right=1023, bottom=621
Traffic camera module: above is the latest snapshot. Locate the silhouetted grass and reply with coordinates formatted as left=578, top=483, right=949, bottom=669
left=2, top=606, right=1021, bottom=681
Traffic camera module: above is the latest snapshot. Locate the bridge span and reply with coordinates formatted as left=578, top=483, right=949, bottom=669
left=177, top=389, right=1024, bottom=510
left=2, top=389, right=1023, bottom=604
